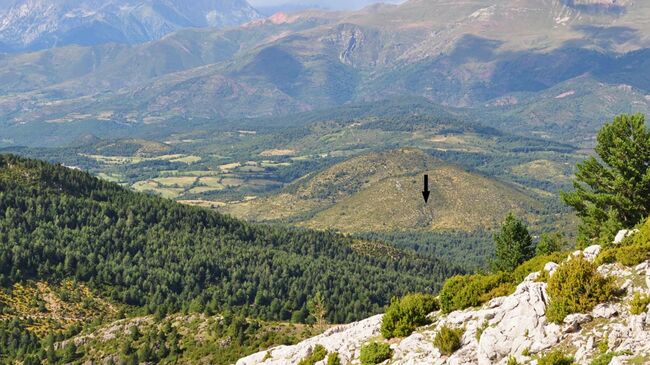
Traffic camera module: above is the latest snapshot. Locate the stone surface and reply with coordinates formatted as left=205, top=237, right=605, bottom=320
left=614, top=229, right=639, bottom=244
left=583, top=245, right=602, bottom=262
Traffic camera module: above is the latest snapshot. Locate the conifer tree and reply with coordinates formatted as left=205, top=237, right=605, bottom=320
left=562, top=113, right=650, bottom=245
left=492, top=213, right=533, bottom=272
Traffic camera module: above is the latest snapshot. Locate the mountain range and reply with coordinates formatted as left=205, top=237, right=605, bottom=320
left=1, top=0, right=649, bottom=148
left=0, top=0, right=261, bottom=52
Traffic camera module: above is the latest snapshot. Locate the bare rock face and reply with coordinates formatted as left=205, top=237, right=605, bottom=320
left=237, top=254, right=650, bottom=365
left=236, top=314, right=383, bottom=365
left=477, top=281, right=560, bottom=364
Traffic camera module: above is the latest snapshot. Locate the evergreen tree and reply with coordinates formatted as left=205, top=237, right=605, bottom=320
left=492, top=213, right=533, bottom=272
left=535, top=233, right=565, bottom=256
left=307, top=292, right=328, bottom=331
left=561, top=113, right=650, bottom=245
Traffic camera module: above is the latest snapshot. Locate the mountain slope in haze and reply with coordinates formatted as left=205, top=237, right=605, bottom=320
left=221, top=148, right=544, bottom=233
left=1, top=0, right=649, bottom=144
left=0, top=0, right=262, bottom=52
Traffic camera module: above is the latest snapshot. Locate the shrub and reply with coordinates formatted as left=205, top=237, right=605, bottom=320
left=433, top=326, right=464, bottom=356
left=597, top=336, right=608, bottom=354
left=381, top=293, right=439, bottom=338
left=507, top=356, right=520, bottom=365
left=633, top=218, right=650, bottom=244
left=590, top=352, right=616, bottom=365
left=630, top=292, right=650, bottom=315
left=298, top=344, right=327, bottom=365
left=537, top=350, right=575, bottom=365
left=511, top=252, right=566, bottom=283
left=326, top=352, right=342, bottom=365
left=359, top=342, right=392, bottom=365
left=615, top=243, right=650, bottom=266
left=439, top=252, right=566, bottom=313
left=595, top=249, right=617, bottom=266
left=439, top=274, right=509, bottom=313
left=475, top=320, right=489, bottom=341
left=546, top=256, right=616, bottom=323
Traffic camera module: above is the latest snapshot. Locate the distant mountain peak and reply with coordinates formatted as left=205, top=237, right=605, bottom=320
left=0, top=0, right=262, bottom=51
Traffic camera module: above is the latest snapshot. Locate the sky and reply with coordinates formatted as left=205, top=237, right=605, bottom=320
left=248, top=0, right=406, bottom=11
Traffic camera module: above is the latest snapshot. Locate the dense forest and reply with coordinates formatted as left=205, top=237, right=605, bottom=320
left=0, top=154, right=458, bottom=324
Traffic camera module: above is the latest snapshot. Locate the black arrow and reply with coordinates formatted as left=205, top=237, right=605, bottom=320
left=422, top=174, right=430, bottom=203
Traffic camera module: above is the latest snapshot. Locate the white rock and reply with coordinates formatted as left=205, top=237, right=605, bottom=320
left=235, top=315, right=383, bottom=365
left=477, top=281, right=558, bottom=365
left=614, top=229, right=639, bottom=244
left=635, top=261, right=649, bottom=272
left=563, top=313, right=592, bottom=333
left=583, top=245, right=602, bottom=262
left=592, top=303, right=618, bottom=319
left=544, top=262, right=558, bottom=276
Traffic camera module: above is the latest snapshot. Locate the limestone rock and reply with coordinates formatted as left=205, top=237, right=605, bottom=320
left=563, top=313, right=592, bottom=333
left=592, top=303, right=618, bottom=319
left=583, top=245, right=602, bottom=262
left=614, top=229, right=639, bottom=244
left=544, top=262, right=558, bottom=276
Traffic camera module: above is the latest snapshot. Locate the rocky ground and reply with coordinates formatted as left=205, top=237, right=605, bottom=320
left=236, top=245, right=650, bottom=365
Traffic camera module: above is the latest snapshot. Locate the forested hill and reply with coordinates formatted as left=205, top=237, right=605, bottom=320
left=0, top=154, right=458, bottom=324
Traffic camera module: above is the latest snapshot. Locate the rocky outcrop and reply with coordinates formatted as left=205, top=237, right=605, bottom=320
left=237, top=245, right=650, bottom=365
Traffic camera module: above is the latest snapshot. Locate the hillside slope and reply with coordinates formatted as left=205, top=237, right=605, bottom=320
left=0, top=154, right=458, bottom=326
left=221, top=148, right=544, bottom=233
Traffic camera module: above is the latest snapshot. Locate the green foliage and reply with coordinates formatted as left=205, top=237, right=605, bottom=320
left=327, top=352, right=342, bottom=365
left=475, top=320, right=489, bottom=341
left=630, top=292, right=650, bottom=315
left=593, top=217, right=650, bottom=266
left=595, top=249, right=617, bottom=266
left=308, top=292, right=328, bottom=330
left=433, top=326, right=464, bottom=356
left=590, top=352, right=616, bottom=365
left=0, top=154, right=451, bottom=325
left=298, top=344, right=327, bottom=365
left=359, top=342, right=392, bottom=365
left=492, top=213, right=534, bottom=272
left=616, top=244, right=650, bottom=266
left=381, top=293, right=439, bottom=339
left=439, top=252, right=566, bottom=313
left=507, top=356, right=520, bottom=365
left=0, top=319, right=41, bottom=362
left=536, top=233, right=565, bottom=256
left=598, top=336, right=609, bottom=354
left=537, top=350, right=575, bottom=365
left=561, top=114, right=650, bottom=246
left=546, top=257, right=616, bottom=323
left=439, top=273, right=511, bottom=313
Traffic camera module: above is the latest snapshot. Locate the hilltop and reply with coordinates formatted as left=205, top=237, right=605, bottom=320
left=221, top=148, right=544, bottom=233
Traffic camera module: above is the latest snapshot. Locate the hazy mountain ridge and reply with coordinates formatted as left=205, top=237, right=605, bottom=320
left=1, top=0, right=649, bottom=146
left=0, top=0, right=262, bottom=51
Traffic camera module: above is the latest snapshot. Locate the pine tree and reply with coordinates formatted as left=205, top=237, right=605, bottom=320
left=307, top=292, right=328, bottom=331
left=535, top=233, right=565, bottom=256
left=561, top=113, right=650, bottom=246
left=492, top=213, right=533, bottom=272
